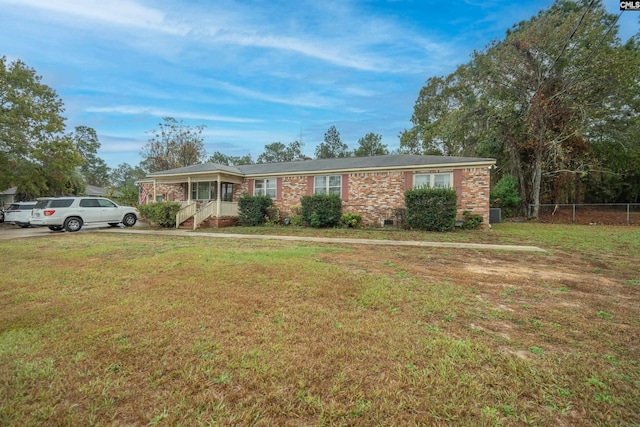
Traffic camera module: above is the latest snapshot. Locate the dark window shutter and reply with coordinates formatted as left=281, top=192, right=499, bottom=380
left=247, top=179, right=254, bottom=195
left=276, top=178, right=282, bottom=201
left=404, top=171, right=413, bottom=190
left=341, top=174, right=349, bottom=201
left=307, top=176, right=314, bottom=196
left=453, top=169, right=463, bottom=206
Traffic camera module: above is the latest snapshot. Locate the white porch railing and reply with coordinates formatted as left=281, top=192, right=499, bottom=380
left=175, top=202, right=196, bottom=228
left=220, top=201, right=239, bottom=217
left=193, top=201, right=215, bottom=230
left=175, top=201, right=239, bottom=229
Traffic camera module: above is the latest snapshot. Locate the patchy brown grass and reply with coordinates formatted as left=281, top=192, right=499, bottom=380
left=0, top=224, right=639, bottom=426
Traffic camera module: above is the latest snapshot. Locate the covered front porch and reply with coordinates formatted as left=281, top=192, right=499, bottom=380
left=139, top=167, right=245, bottom=229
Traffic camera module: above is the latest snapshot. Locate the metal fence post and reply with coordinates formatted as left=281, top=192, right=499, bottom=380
left=628, top=204, right=630, bottom=225
left=573, top=204, right=576, bottom=222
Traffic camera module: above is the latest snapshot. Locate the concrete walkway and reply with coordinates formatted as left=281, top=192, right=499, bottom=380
left=99, top=228, right=546, bottom=252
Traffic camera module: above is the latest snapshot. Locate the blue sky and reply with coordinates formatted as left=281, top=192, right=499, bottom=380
left=1, top=0, right=637, bottom=169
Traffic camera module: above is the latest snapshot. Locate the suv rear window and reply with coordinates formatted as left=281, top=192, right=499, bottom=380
left=49, top=199, right=74, bottom=208
left=8, top=203, right=36, bottom=210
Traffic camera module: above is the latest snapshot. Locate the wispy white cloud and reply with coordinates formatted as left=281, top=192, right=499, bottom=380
left=1, top=0, right=451, bottom=74
left=85, top=106, right=263, bottom=123
left=0, top=0, right=189, bottom=35
left=209, top=80, right=335, bottom=109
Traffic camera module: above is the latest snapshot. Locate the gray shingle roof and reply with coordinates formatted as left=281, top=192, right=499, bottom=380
left=147, top=154, right=495, bottom=177
left=148, top=162, right=243, bottom=176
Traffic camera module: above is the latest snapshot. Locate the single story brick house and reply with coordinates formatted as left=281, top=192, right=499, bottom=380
left=138, top=154, right=496, bottom=228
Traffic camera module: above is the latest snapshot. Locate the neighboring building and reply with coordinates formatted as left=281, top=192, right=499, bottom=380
left=138, top=154, right=496, bottom=228
left=0, top=187, right=17, bottom=207
left=0, top=185, right=118, bottom=206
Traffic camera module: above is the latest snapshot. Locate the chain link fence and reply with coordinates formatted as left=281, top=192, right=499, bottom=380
left=529, top=204, right=640, bottom=225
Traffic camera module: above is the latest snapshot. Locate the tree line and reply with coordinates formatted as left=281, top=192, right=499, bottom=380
left=400, top=0, right=640, bottom=214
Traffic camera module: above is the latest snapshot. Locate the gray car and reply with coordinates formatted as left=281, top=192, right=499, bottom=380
left=30, top=197, right=138, bottom=232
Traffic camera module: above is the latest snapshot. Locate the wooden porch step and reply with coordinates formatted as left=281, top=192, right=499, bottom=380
left=178, top=217, right=194, bottom=229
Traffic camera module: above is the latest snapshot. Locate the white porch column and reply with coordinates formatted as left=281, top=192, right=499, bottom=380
left=216, top=173, right=221, bottom=217
left=187, top=177, right=192, bottom=202
left=153, top=179, right=157, bottom=203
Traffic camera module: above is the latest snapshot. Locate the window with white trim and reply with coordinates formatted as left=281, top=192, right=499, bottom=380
left=254, top=178, right=276, bottom=198
left=414, top=173, right=452, bottom=189
left=314, top=175, right=342, bottom=196
left=192, top=181, right=216, bottom=200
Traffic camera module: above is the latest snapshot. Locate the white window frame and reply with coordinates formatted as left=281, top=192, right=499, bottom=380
left=314, top=175, right=342, bottom=196
left=192, top=181, right=216, bottom=200
left=414, top=172, right=452, bottom=189
left=254, top=178, right=277, bottom=198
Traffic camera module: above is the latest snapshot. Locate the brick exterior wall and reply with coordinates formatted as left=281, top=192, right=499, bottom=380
left=139, top=182, right=187, bottom=203
left=240, top=167, right=492, bottom=227
left=459, top=167, right=491, bottom=222
left=141, top=166, right=492, bottom=228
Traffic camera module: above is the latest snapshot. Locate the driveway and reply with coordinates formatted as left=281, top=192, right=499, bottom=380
left=0, top=224, right=128, bottom=239
left=0, top=223, right=545, bottom=252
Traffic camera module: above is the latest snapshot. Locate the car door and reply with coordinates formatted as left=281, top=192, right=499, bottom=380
left=78, top=198, right=102, bottom=223
left=98, top=198, right=120, bottom=222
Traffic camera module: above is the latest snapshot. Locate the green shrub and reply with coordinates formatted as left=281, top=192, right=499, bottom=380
left=341, top=213, right=362, bottom=228
left=264, top=206, right=281, bottom=226
left=285, top=205, right=303, bottom=226
left=301, top=194, right=342, bottom=228
left=238, top=193, right=272, bottom=226
left=137, top=202, right=182, bottom=227
left=461, top=210, right=483, bottom=230
left=491, top=175, right=521, bottom=217
left=404, top=187, right=457, bottom=232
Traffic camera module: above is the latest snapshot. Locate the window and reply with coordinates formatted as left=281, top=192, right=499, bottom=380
left=192, top=182, right=217, bottom=200
left=79, top=199, right=100, bottom=207
left=314, top=175, right=341, bottom=196
left=414, top=173, right=452, bottom=189
left=98, top=199, right=116, bottom=208
left=221, top=183, right=233, bottom=202
left=254, top=179, right=276, bottom=198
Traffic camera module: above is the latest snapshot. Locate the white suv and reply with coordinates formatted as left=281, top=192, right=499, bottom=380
left=4, top=201, right=38, bottom=228
left=30, top=197, right=138, bottom=232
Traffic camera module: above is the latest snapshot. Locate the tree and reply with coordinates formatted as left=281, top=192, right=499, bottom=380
left=140, top=117, right=206, bottom=172
left=0, top=57, right=91, bottom=198
left=257, top=140, right=304, bottom=163
left=353, top=133, right=388, bottom=157
left=110, top=162, right=147, bottom=205
left=315, top=126, right=350, bottom=159
left=208, top=151, right=253, bottom=166
left=69, top=126, right=110, bottom=186
left=402, top=0, right=639, bottom=216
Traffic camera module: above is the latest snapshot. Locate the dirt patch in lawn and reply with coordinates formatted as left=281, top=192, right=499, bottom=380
left=316, top=244, right=638, bottom=359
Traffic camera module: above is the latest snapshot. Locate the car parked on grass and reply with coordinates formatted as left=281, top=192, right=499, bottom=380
left=4, top=201, right=38, bottom=228
left=30, top=197, right=138, bottom=232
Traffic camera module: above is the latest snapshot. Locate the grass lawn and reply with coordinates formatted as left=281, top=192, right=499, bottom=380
left=0, top=223, right=639, bottom=425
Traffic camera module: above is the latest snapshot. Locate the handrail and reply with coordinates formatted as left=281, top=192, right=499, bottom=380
left=193, top=201, right=215, bottom=230
left=175, top=202, right=197, bottom=228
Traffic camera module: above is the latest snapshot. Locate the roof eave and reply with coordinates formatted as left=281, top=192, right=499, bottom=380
left=242, top=160, right=497, bottom=177
left=147, top=170, right=245, bottom=179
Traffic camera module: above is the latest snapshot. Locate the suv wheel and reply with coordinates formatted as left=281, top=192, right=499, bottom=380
left=64, top=217, right=83, bottom=232
left=122, top=213, right=137, bottom=227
